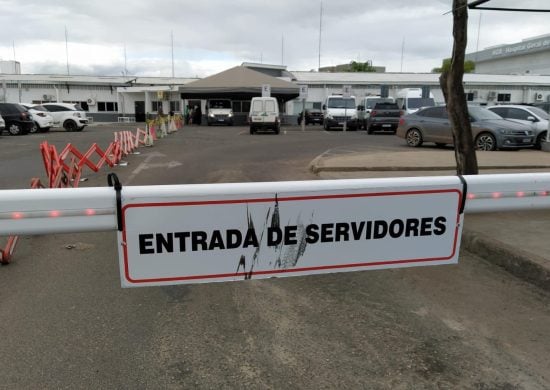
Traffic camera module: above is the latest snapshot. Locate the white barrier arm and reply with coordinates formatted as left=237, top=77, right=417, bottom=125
left=1, top=173, right=550, bottom=236
left=464, top=173, right=550, bottom=213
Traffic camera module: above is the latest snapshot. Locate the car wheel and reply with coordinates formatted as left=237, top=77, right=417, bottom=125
left=435, top=143, right=447, bottom=148
left=8, top=123, right=23, bottom=136
left=405, top=128, right=423, bottom=147
left=535, top=132, right=547, bottom=150
left=249, top=126, right=255, bottom=135
left=40, top=127, right=51, bottom=133
left=30, top=122, right=40, bottom=134
left=475, top=132, right=497, bottom=151
left=366, top=126, right=373, bottom=134
left=274, top=125, right=280, bottom=135
left=323, top=120, right=330, bottom=131
left=64, top=120, right=77, bottom=132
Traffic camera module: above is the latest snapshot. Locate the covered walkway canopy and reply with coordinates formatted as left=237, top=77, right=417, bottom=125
left=179, top=66, right=300, bottom=102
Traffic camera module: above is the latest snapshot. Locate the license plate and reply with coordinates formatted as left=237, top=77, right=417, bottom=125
left=252, top=117, right=263, bottom=122
left=338, top=122, right=344, bottom=126
left=523, top=138, right=531, bottom=143
left=382, top=124, right=391, bottom=128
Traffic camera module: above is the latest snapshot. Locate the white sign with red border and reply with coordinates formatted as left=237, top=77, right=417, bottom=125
left=117, top=180, right=464, bottom=287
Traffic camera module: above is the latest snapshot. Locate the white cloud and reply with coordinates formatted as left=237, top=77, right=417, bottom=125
left=0, top=0, right=548, bottom=77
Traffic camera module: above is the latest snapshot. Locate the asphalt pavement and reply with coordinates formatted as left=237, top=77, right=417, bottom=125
left=310, top=147, right=550, bottom=291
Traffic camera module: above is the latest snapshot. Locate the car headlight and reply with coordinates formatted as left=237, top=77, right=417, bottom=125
left=498, top=129, right=514, bottom=135
left=209, top=112, right=215, bottom=117
left=229, top=111, right=233, bottom=117
left=326, top=114, right=333, bottom=120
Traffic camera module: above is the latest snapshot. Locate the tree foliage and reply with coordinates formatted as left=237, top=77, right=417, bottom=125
left=349, top=61, right=377, bottom=72
left=433, top=58, right=475, bottom=73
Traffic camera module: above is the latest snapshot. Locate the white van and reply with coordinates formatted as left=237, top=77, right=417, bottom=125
left=206, top=99, right=234, bottom=126
left=396, top=88, right=435, bottom=115
left=248, top=97, right=280, bottom=134
left=322, top=95, right=358, bottom=130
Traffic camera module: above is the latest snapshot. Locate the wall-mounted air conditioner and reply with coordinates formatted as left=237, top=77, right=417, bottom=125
left=534, top=93, right=543, bottom=101
left=87, top=98, right=96, bottom=105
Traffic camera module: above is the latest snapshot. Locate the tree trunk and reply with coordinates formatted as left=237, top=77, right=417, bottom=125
left=439, top=0, right=479, bottom=175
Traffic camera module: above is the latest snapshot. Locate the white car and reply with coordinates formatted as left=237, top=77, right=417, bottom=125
left=41, top=102, right=88, bottom=132
left=487, top=105, right=549, bottom=149
left=20, top=103, right=54, bottom=133
left=0, top=113, right=5, bottom=132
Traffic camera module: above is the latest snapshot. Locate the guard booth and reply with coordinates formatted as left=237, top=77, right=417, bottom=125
left=179, top=66, right=300, bottom=125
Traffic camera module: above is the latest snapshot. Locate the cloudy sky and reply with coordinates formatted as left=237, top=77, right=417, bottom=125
left=0, top=0, right=548, bottom=78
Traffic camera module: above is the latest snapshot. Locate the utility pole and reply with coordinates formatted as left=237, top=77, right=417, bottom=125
left=171, top=31, right=175, bottom=78
left=400, top=37, right=405, bottom=73
left=281, top=34, right=284, bottom=65
left=65, top=26, right=70, bottom=75
left=318, top=1, right=323, bottom=71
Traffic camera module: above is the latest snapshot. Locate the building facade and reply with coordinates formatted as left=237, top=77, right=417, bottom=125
left=465, top=34, right=550, bottom=76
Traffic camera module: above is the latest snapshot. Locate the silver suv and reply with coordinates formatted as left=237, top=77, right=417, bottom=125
left=41, top=103, right=88, bottom=131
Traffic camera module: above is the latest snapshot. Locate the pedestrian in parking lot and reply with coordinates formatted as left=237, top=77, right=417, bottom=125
left=184, top=105, right=190, bottom=125
left=193, top=105, right=202, bottom=125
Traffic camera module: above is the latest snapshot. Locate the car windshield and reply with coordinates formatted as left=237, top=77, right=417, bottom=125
left=328, top=98, right=355, bottom=109
left=31, top=105, right=49, bottom=112
left=407, top=98, right=435, bottom=109
left=73, top=104, right=83, bottom=111
left=366, top=98, right=393, bottom=109
left=528, top=107, right=549, bottom=120
left=208, top=100, right=231, bottom=109
left=468, top=106, right=503, bottom=121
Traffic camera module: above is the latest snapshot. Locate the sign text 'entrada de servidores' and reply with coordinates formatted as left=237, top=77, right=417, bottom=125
left=118, top=179, right=465, bottom=287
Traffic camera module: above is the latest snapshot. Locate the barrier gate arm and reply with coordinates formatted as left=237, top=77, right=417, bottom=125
left=1, top=173, right=550, bottom=236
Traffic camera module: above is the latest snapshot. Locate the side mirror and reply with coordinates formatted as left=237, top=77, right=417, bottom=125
left=322, top=104, right=326, bottom=110
left=527, top=116, right=537, bottom=122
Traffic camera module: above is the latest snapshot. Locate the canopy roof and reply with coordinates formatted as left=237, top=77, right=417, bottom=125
left=179, top=66, right=300, bottom=101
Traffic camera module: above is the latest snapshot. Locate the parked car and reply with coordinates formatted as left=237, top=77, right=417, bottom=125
left=0, top=114, right=5, bottom=133
left=365, top=102, right=402, bottom=134
left=487, top=105, right=549, bottom=149
left=396, top=106, right=535, bottom=151
left=206, top=99, right=234, bottom=126
left=297, top=109, right=323, bottom=125
left=41, top=103, right=88, bottom=131
left=20, top=103, right=54, bottom=133
left=0, top=103, right=34, bottom=135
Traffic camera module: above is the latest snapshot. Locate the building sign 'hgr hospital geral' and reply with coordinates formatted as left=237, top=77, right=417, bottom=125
left=470, top=36, right=550, bottom=62
left=117, top=180, right=465, bottom=287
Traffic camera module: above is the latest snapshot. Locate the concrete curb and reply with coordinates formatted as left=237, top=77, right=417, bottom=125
left=462, top=230, right=550, bottom=292
left=310, top=164, right=550, bottom=174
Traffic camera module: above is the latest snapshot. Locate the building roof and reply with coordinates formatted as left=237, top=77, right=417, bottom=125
left=179, top=66, right=300, bottom=100
left=290, top=71, right=550, bottom=86
left=0, top=74, right=198, bottom=86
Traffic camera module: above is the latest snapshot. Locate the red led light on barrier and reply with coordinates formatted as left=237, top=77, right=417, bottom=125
left=85, top=209, right=96, bottom=216
left=516, top=191, right=525, bottom=198
left=467, top=193, right=476, bottom=200
left=12, top=212, right=23, bottom=220
left=492, top=192, right=502, bottom=199
left=49, top=210, right=60, bottom=218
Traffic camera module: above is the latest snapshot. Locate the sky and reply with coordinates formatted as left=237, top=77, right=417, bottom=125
left=0, top=0, right=549, bottom=78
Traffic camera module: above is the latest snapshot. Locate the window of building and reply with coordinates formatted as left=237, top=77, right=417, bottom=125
left=97, top=102, right=118, bottom=112
left=497, top=93, right=511, bottom=102
left=242, top=101, right=251, bottom=113
left=170, top=101, right=180, bottom=112
left=465, top=93, right=475, bottom=101
left=152, top=101, right=163, bottom=112
left=232, top=101, right=242, bottom=113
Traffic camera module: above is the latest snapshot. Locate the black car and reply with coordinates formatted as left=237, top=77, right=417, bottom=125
left=297, top=109, right=323, bottom=125
left=0, top=103, right=34, bottom=135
